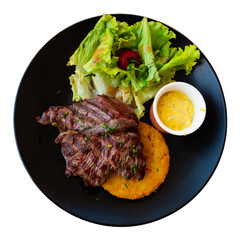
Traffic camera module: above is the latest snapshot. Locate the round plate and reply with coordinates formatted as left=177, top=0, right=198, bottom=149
left=14, top=14, right=227, bottom=226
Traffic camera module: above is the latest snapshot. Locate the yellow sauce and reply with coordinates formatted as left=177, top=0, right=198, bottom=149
left=157, top=91, right=194, bottom=131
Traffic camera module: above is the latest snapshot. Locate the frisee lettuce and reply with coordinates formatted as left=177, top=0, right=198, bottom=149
left=67, top=14, right=200, bottom=118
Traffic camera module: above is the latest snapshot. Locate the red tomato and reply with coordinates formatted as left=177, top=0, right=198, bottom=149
left=117, top=50, right=142, bottom=70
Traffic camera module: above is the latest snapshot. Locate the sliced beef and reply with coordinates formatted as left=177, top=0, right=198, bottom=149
left=55, top=130, right=145, bottom=186
left=55, top=131, right=113, bottom=186
left=37, top=95, right=145, bottom=186
left=36, top=95, right=138, bottom=135
left=102, top=131, right=145, bottom=180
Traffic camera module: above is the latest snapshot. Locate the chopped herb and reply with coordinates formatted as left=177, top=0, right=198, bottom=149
left=63, top=126, right=66, bottom=130
left=132, top=145, right=135, bottom=148
left=52, top=122, right=57, bottom=125
left=86, top=126, right=90, bottom=130
left=119, top=143, right=122, bottom=147
left=56, top=90, right=62, bottom=94
left=138, top=164, right=141, bottom=169
left=93, top=163, right=97, bottom=167
left=90, top=119, right=96, bottom=125
left=119, top=139, right=122, bottom=143
left=124, top=184, right=128, bottom=189
left=73, top=108, right=77, bottom=113
left=82, top=120, right=85, bottom=123
left=129, top=144, right=132, bottom=147
left=154, top=190, right=157, bottom=193
left=73, top=119, right=79, bottom=123
left=84, top=136, right=89, bottom=141
left=78, top=115, right=83, bottom=119
left=130, top=165, right=136, bottom=172
left=107, top=144, right=112, bottom=148
left=123, top=158, right=126, bottom=163
left=157, top=168, right=159, bottom=172
left=133, top=149, right=137, bottom=153
left=102, top=123, right=108, bottom=128
left=126, top=176, right=129, bottom=181
left=115, top=122, right=119, bottom=128
left=101, top=133, right=105, bottom=136
left=80, top=125, right=84, bottom=127
left=102, top=123, right=114, bottom=132
left=61, top=112, right=68, bottom=118
left=96, top=197, right=100, bottom=201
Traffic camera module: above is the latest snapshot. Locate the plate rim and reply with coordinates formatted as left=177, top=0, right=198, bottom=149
left=13, top=13, right=228, bottom=227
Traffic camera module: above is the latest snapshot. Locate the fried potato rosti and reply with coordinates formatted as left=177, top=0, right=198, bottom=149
left=102, top=122, right=170, bottom=200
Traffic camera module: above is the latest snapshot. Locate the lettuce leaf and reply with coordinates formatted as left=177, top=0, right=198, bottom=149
left=67, top=14, right=118, bottom=73
left=69, top=69, right=95, bottom=101
left=67, top=14, right=200, bottom=119
left=158, top=44, right=200, bottom=76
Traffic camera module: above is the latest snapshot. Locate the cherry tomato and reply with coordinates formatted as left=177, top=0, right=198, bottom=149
left=117, top=50, right=142, bottom=70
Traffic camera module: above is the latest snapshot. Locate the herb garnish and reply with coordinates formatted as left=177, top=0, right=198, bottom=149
left=130, top=165, right=136, bottom=172
left=61, top=112, right=68, bottom=118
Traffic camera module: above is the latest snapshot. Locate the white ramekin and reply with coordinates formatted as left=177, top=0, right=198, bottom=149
left=150, top=82, right=206, bottom=136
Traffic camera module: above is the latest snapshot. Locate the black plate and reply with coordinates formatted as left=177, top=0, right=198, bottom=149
left=14, top=14, right=227, bottom=226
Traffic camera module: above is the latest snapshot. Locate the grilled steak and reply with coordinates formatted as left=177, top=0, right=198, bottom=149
left=37, top=95, right=145, bottom=186
left=55, top=130, right=145, bottom=186
left=36, top=95, right=138, bottom=135
left=55, top=131, right=112, bottom=186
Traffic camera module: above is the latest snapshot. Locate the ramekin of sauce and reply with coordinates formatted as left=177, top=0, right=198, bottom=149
left=150, top=82, right=206, bottom=136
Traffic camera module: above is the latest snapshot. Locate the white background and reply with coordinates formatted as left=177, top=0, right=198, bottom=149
left=1, top=0, right=239, bottom=239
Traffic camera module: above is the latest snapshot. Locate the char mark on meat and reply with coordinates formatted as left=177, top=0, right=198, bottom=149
left=37, top=95, right=145, bottom=186
left=55, top=131, right=113, bottom=186
left=55, top=130, right=145, bottom=186
left=36, top=95, right=138, bottom=135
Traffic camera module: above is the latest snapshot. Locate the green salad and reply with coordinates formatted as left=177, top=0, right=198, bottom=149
left=67, top=14, right=200, bottom=118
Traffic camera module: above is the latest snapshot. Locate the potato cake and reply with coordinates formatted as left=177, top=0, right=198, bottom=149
left=102, top=122, right=170, bottom=200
